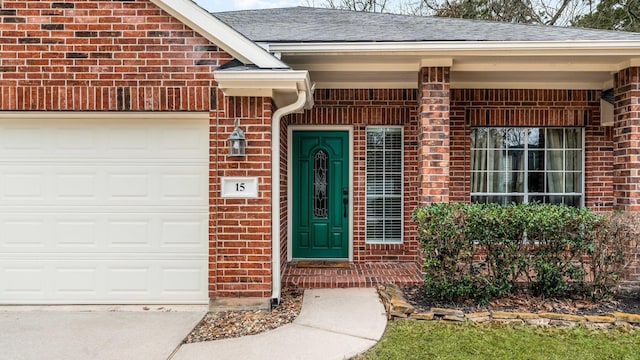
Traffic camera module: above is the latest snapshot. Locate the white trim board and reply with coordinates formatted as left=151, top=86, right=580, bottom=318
left=150, top=0, right=286, bottom=68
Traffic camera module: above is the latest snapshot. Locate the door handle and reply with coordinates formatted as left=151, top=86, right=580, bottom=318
left=343, top=198, right=348, bottom=218
left=342, top=188, right=349, bottom=218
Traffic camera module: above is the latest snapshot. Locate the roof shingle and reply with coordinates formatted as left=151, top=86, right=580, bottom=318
left=213, top=6, right=640, bottom=43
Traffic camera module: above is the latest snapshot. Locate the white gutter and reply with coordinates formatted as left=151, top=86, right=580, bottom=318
left=271, top=90, right=307, bottom=306
left=268, top=40, right=640, bottom=55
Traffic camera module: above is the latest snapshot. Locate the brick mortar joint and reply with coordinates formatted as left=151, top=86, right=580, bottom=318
left=378, top=284, right=640, bottom=328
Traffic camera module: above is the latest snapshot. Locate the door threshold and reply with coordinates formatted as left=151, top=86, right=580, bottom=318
left=292, top=260, right=351, bottom=269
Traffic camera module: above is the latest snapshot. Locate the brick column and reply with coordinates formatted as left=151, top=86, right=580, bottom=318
left=209, top=96, right=273, bottom=300
left=613, top=67, right=640, bottom=211
left=418, top=67, right=451, bottom=205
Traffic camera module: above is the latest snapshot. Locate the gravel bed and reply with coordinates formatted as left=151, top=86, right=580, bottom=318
left=183, top=288, right=304, bottom=343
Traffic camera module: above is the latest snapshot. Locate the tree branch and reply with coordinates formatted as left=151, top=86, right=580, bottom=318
left=547, top=0, right=572, bottom=25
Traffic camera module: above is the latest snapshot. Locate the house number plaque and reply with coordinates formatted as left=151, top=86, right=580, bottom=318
left=221, top=177, right=259, bottom=198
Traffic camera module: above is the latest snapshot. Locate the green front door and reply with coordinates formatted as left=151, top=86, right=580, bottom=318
left=292, top=131, right=349, bottom=259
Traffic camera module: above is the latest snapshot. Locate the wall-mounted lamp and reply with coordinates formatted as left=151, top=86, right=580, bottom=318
left=227, top=118, right=246, bottom=157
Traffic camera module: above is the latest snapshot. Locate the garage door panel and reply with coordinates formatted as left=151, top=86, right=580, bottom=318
left=0, top=218, right=47, bottom=248
left=55, top=267, right=98, bottom=296
left=1, top=166, right=207, bottom=206
left=161, top=220, right=207, bottom=248
left=0, top=259, right=208, bottom=304
left=2, top=172, right=45, bottom=200
left=56, top=219, right=98, bottom=247
left=0, top=126, right=44, bottom=152
left=56, top=173, right=98, bottom=200
left=0, top=115, right=209, bottom=304
left=0, top=213, right=208, bottom=253
left=1, top=266, right=46, bottom=297
left=0, top=119, right=208, bottom=161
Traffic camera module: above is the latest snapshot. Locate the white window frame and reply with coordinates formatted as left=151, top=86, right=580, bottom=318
left=365, top=126, right=404, bottom=244
left=470, top=127, right=585, bottom=207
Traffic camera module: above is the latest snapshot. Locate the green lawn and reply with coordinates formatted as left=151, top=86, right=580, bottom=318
left=357, top=321, right=640, bottom=360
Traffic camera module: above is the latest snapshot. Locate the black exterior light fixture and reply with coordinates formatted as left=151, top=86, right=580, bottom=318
left=227, top=118, right=246, bottom=157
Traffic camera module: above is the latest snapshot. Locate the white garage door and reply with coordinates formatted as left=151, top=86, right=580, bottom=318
left=0, top=113, right=209, bottom=304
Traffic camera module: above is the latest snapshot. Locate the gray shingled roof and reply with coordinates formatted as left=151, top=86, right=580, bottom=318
left=213, top=6, right=640, bottom=42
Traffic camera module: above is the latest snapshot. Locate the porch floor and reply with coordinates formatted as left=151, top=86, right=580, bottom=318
left=282, top=261, right=423, bottom=289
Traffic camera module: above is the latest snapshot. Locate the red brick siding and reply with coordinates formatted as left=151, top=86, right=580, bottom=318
left=449, top=89, right=614, bottom=210
left=614, top=67, right=640, bottom=211
left=419, top=67, right=451, bottom=204
left=586, top=126, right=615, bottom=210
left=0, top=0, right=226, bottom=111
left=614, top=68, right=640, bottom=285
left=286, top=89, right=421, bottom=264
left=211, top=96, right=273, bottom=298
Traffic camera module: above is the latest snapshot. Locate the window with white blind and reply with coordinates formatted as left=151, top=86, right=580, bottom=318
left=366, top=127, right=403, bottom=243
left=471, top=127, right=583, bottom=207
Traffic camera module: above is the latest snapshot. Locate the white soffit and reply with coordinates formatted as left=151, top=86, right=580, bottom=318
left=150, top=0, right=287, bottom=68
left=279, top=47, right=640, bottom=90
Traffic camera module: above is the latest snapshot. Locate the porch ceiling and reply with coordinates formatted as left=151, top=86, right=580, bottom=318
left=282, top=53, right=639, bottom=90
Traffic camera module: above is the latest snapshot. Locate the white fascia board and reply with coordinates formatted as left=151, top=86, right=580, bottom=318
left=269, top=40, right=640, bottom=56
left=451, top=80, right=611, bottom=90
left=315, top=80, right=610, bottom=90
left=150, top=0, right=287, bottom=68
left=214, top=70, right=314, bottom=107
left=454, top=62, right=619, bottom=72
left=288, top=61, right=421, bottom=72
left=317, top=81, right=416, bottom=89
left=421, top=58, right=454, bottom=67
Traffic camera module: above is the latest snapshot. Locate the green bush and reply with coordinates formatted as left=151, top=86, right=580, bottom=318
left=413, top=203, right=635, bottom=303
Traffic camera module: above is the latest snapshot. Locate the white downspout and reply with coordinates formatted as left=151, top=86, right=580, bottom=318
left=271, top=90, right=307, bottom=306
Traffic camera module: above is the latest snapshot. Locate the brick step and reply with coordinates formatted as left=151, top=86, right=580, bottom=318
left=282, top=262, right=423, bottom=289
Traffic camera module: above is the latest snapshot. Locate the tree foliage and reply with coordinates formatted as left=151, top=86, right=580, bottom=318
left=573, top=0, right=640, bottom=31
left=415, top=0, right=584, bottom=25
left=307, top=0, right=640, bottom=31
left=306, top=0, right=392, bottom=12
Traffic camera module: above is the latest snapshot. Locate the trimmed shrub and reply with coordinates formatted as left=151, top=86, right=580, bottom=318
left=413, top=203, right=637, bottom=303
left=524, top=205, right=598, bottom=297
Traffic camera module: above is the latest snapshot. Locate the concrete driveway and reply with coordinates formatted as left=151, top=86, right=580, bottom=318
left=0, top=306, right=206, bottom=360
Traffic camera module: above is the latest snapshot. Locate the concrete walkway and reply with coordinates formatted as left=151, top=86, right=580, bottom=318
left=0, top=307, right=206, bottom=360
left=172, top=288, right=387, bottom=360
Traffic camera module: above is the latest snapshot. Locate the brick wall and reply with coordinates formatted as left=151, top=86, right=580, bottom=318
left=449, top=89, right=614, bottom=210
left=287, top=89, right=421, bottom=264
left=614, top=68, right=640, bottom=285
left=614, top=67, right=640, bottom=212
left=0, top=0, right=225, bottom=111
left=418, top=67, right=451, bottom=204
left=211, top=96, right=273, bottom=298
